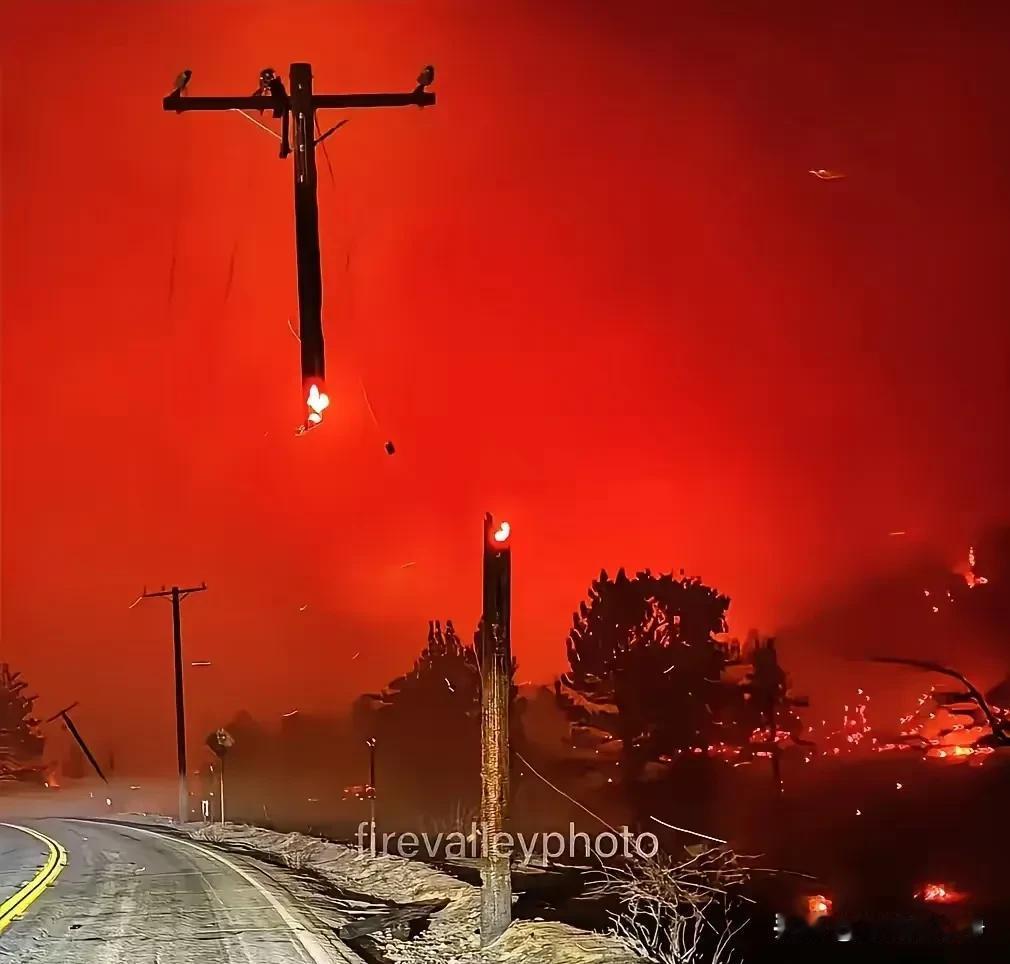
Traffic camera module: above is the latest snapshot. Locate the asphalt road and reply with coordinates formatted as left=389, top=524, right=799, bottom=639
left=0, top=819, right=361, bottom=964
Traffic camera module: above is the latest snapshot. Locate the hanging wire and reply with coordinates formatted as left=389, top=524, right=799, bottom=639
left=314, top=112, right=338, bottom=187
left=231, top=109, right=282, bottom=141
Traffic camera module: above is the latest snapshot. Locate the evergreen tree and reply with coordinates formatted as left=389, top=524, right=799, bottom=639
left=361, top=620, right=525, bottom=828
left=367, top=621, right=483, bottom=822
left=380, top=620, right=482, bottom=715
left=729, top=633, right=807, bottom=753
left=717, top=633, right=810, bottom=791
left=556, top=568, right=730, bottom=781
left=0, top=663, right=46, bottom=784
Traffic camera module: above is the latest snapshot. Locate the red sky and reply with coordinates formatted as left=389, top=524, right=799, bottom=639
left=3, top=1, right=1009, bottom=774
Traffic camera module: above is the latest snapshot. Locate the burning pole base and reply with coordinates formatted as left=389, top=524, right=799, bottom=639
left=480, top=514, right=514, bottom=945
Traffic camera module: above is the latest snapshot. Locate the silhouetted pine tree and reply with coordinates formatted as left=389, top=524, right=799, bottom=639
left=379, top=620, right=481, bottom=715
left=726, top=633, right=809, bottom=766
left=556, top=568, right=730, bottom=782
left=362, top=620, right=525, bottom=828
left=0, top=663, right=46, bottom=784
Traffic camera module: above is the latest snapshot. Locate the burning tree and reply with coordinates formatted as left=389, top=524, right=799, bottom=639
left=556, top=569, right=730, bottom=783
left=0, top=663, right=46, bottom=784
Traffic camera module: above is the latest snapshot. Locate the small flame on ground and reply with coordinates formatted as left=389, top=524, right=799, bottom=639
left=808, top=895, right=832, bottom=918
left=918, top=882, right=964, bottom=904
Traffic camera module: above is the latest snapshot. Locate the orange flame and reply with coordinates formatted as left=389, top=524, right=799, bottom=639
left=300, top=383, right=330, bottom=433
left=807, top=895, right=832, bottom=920
left=918, top=882, right=965, bottom=904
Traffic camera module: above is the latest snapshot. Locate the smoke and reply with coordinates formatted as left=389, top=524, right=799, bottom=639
left=779, top=524, right=1010, bottom=723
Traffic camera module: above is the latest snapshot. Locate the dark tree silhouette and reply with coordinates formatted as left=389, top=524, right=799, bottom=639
left=729, top=634, right=808, bottom=752
left=556, top=568, right=730, bottom=782
left=359, top=620, right=525, bottom=829
left=0, top=663, right=46, bottom=784
left=376, top=619, right=482, bottom=719
left=365, top=620, right=483, bottom=824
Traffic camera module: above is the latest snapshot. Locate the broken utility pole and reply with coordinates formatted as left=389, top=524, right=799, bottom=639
left=162, top=62, right=435, bottom=433
left=44, top=702, right=107, bottom=784
left=140, top=583, right=208, bottom=822
left=479, top=513, right=513, bottom=944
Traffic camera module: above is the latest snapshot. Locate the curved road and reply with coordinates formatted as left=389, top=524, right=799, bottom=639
left=0, top=819, right=361, bottom=963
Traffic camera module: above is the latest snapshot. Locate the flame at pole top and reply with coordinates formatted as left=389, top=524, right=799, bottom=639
left=485, top=514, right=512, bottom=551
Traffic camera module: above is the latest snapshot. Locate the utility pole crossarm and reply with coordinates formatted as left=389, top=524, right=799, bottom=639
left=162, top=91, right=434, bottom=113
left=142, top=583, right=207, bottom=599
left=161, top=62, right=435, bottom=434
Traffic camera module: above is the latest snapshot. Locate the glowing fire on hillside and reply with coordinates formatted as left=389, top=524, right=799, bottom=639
left=917, top=882, right=966, bottom=904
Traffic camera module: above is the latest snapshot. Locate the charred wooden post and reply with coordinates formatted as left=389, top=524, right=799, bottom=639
left=480, top=513, right=512, bottom=943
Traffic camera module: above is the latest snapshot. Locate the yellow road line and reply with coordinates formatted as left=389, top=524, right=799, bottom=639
left=0, top=823, right=68, bottom=933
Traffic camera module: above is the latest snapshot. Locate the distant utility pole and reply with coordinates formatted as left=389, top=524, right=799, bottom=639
left=140, top=584, right=208, bottom=823
left=479, top=513, right=513, bottom=944
left=367, top=737, right=377, bottom=856
left=162, top=62, right=435, bottom=431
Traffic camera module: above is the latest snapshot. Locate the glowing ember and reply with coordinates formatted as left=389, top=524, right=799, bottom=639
left=342, top=783, right=376, bottom=801
left=964, top=544, right=989, bottom=587
left=918, top=882, right=965, bottom=904
left=807, top=895, right=832, bottom=919
left=927, top=744, right=976, bottom=760
left=493, top=521, right=511, bottom=543
left=819, top=688, right=873, bottom=756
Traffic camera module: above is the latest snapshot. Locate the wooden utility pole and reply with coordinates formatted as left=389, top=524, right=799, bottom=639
left=367, top=737, right=377, bottom=856
left=479, top=513, right=512, bottom=944
left=162, top=63, right=434, bottom=431
left=44, top=702, right=107, bottom=784
left=141, top=584, right=208, bottom=822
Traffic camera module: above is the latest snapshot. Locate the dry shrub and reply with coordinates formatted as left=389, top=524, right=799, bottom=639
left=590, top=846, right=750, bottom=963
